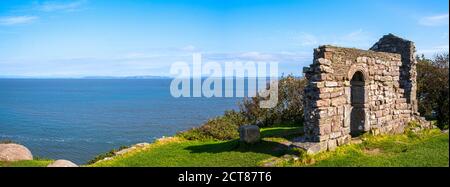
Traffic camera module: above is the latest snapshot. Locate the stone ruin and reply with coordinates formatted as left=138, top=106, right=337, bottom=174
left=294, top=34, right=432, bottom=154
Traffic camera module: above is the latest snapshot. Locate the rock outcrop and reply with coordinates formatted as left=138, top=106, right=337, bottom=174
left=0, top=143, right=33, bottom=162
left=47, top=159, right=78, bottom=167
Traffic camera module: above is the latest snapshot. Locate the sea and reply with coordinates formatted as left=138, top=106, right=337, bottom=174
left=0, top=78, right=252, bottom=164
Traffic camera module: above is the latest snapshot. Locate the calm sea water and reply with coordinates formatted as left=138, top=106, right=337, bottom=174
left=0, top=79, right=246, bottom=164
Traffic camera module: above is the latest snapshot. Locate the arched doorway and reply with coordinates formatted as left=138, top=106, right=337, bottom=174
left=350, top=71, right=365, bottom=137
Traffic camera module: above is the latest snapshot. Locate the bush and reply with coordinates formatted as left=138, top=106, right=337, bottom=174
left=87, top=145, right=129, bottom=165
left=0, top=140, right=15, bottom=144
left=239, top=75, right=307, bottom=127
left=178, top=110, right=247, bottom=141
left=417, top=53, right=449, bottom=129
left=178, top=75, right=307, bottom=141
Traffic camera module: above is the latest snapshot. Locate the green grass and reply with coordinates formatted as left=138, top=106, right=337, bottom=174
left=90, top=126, right=301, bottom=167
left=92, top=127, right=448, bottom=167
left=2, top=126, right=447, bottom=167
left=0, top=159, right=53, bottom=167
left=278, top=129, right=449, bottom=167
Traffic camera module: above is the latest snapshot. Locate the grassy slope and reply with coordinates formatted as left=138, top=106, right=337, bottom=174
left=1, top=127, right=448, bottom=167
left=0, top=159, right=53, bottom=167
left=90, top=126, right=302, bottom=167
left=91, top=127, right=448, bottom=167
left=279, top=129, right=449, bottom=167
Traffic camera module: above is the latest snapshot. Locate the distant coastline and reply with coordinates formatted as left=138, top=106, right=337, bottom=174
left=0, top=75, right=172, bottom=79
left=0, top=75, right=297, bottom=79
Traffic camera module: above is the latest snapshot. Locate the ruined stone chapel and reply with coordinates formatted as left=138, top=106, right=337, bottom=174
left=299, top=34, right=431, bottom=153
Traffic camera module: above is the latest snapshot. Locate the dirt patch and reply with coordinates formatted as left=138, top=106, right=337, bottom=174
left=363, top=148, right=382, bottom=155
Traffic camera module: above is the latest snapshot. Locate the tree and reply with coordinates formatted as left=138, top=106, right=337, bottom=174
left=239, top=75, right=308, bottom=127
left=416, top=53, right=449, bottom=129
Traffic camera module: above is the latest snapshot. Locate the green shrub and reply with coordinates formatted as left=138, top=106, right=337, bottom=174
left=87, top=145, right=129, bottom=165
left=417, top=53, right=449, bottom=129
left=178, top=110, right=246, bottom=141
left=178, top=75, right=307, bottom=140
left=0, top=140, right=15, bottom=144
left=239, top=75, right=307, bottom=127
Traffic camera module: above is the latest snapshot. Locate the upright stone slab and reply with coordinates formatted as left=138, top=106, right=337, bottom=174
left=239, top=125, right=261, bottom=144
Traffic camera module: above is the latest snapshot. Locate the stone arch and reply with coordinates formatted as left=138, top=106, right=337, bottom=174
left=347, top=64, right=369, bottom=83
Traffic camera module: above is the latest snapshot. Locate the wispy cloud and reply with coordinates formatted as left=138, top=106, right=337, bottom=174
left=294, top=32, right=318, bottom=46
left=36, top=0, right=87, bottom=12
left=331, top=29, right=375, bottom=48
left=417, top=45, right=449, bottom=56
left=0, top=16, right=38, bottom=26
left=293, top=29, right=375, bottom=49
left=419, top=13, right=449, bottom=26
left=204, top=51, right=310, bottom=62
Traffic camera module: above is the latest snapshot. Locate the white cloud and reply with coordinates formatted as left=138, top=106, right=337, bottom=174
left=0, top=16, right=38, bottom=26
left=204, top=51, right=310, bottom=62
left=180, top=45, right=198, bottom=52
left=331, top=29, right=375, bottom=48
left=417, top=45, right=449, bottom=56
left=293, top=29, right=374, bottom=49
left=37, top=0, right=87, bottom=12
left=419, top=13, right=449, bottom=26
left=341, top=29, right=365, bottom=41
left=294, top=32, right=318, bottom=46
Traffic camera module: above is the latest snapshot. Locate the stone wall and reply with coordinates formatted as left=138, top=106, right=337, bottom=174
left=370, top=34, right=418, bottom=114
left=301, top=34, right=420, bottom=152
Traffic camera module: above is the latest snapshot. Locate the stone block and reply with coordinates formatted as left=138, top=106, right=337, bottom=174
left=325, top=81, right=338, bottom=87
left=290, top=141, right=328, bottom=155
left=327, top=139, right=337, bottom=151
left=337, top=135, right=351, bottom=146
left=239, top=125, right=261, bottom=144
left=329, top=131, right=342, bottom=139
left=319, top=65, right=334, bottom=73
left=319, top=123, right=331, bottom=135
left=331, top=97, right=346, bottom=107
left=317, top=58, right=331, bottom=66
left=315, top=99, right=330, bottom=107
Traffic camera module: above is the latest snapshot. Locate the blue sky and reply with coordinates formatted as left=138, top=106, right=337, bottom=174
left=0, top=0, right=448, bottom=77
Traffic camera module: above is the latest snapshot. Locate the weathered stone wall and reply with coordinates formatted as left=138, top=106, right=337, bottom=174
left=302, top=34, right=418, bottom=152
left=370, top=34, right=418, bottom=114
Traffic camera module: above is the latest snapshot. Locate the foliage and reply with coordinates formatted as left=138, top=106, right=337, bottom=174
left=86, top=145, right=129, bottom=165
left=239, top=74, right=307, bottom=127
left=0, top=140, right=15, bottom=144
left=417, top=53, right=449, bottom=129
left=177, top=110, right=248, bottom=141
left=178, top=75, right=306, bottom=140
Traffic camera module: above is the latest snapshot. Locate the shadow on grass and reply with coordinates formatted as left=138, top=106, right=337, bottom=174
left=184, top=139, right=290, bottom=157
left=260, top=126, right=304, bottom=139
left=184, top=123, right=305, bottom=157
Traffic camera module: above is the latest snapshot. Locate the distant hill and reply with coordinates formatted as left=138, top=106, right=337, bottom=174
left=81, top=76, right=171, bottom=79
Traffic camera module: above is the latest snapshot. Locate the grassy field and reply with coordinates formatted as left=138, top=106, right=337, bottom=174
left=0, top=159, right=53, bottom=167
left=1, top=126, right=448, bottom=167
left=91, top=126, right=448, bottom=167
left=90, top=125, right=302, bottom=167
left=277, top=129, right=449, bottom=167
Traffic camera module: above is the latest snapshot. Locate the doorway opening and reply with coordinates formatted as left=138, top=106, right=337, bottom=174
left=350, top=71, right=365, bottom=137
